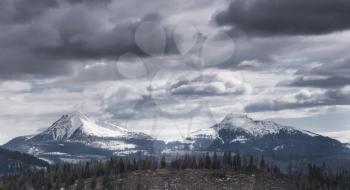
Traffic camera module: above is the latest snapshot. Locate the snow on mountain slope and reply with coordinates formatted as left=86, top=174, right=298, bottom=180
left=216, top=113, right=296, bottom=136
left=345, top=143, right=350, bottom=149
left=39, top=111, right=129, bottom=140
left=191, top=113, right=319, bottom=138
left=2, top=111, right=162, bottom=163
left=177, top=113, right=350, bottom=161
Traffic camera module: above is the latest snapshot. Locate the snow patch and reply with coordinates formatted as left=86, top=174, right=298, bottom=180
left=230, top=136, right=248, bottom=143
left=38, top=157, right=54, bottom=164
left=273, top=145, right=285, bottom=151
left=60, top=158, right=90, bottom=163
left=88, top=140, right=136, bottom=151
left=28, top=147, right=41, bottom=155
left=42, top=152, right=69, bottom=156
left=113, top=150, right=139, bottom=156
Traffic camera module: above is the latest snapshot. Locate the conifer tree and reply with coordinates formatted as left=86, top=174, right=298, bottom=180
left=90, top=176, right=97, bottom=189
left=160, top=155, right=166, bottom=169
left=260, top=156, right=265, bottom=170
left=204, top=152, right=211, bottom=169
left=76, top=177, right=85, bottom=190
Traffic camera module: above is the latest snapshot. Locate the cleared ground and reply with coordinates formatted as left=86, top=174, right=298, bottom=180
left=81, top=169, right=296, bottom=190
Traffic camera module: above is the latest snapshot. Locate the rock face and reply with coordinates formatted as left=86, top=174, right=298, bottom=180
left=3, top=112, right=164, bottom=163
left=175, top=114, right=350, bottom=161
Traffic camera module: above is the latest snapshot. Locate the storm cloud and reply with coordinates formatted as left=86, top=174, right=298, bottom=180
left=245, top=87, right=350, bottom=112
left=2, top=0, right=350, bottom=143
left=0, top=0, right=178, bottom=79
left=280, top=77, right=350, bottom=89
left=215, top=0, right=350, bottom=36
left=0, top=0, right=59, bottom=24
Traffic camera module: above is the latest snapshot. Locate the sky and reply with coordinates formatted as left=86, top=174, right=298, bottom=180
left=1, top=0, right=350, bottom=144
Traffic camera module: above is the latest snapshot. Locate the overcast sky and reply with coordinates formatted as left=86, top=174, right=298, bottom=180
left=1, top=0, right=350, bottom=144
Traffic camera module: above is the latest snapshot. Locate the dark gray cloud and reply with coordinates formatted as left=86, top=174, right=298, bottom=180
left=0, top=0, right=59, bottom=24
left=0, top=0, right=177, bottom=79
left=279, top=59, right=350, bottom=90
left=66, top=0, right=113, bottom=5
left=245, top=87, right=350, bottom=112
left=0, top=0, right=112, bottom=24
left=215, top=0, right=350, bottom=36
left=38, top=13, right=177, bottom=60
left=37, top=20, right=143, bottom=60
left=280, top=76, right=350, bottom=89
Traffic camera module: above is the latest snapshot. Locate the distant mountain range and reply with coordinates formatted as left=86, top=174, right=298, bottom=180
left=2, top=112, right=350, bottom=165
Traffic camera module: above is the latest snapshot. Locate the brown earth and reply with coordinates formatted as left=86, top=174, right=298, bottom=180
left=80, top=169, right=297, bottom=190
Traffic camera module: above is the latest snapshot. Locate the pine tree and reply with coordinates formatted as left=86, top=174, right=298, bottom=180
left=212, top=152, right=219, bottom=169
left=90, top=176, right=97, bottom=189
left=102, top=174, right=112, bottom=190
left=248, top=155, right=254, bottom=172
left=55, top=174, right=62, bottom=189
left=223, top=151, right=228, bottom=169
left=76, top=178, right=85, bottom=190
left=233, top=152, right=241, bottom=171
left=288, top=161, right=292, bottom=175
left=198, top=156, right=204, bottom=169
left=119, top=158, right=125, bottom=173
left=160, top=155, right=166, bottom=169
left=260, top=156, right=265, bottom=170
left=204, top=152, right=211, bottom=169
left=227, top=151, right=232, bottom=169
left=133, top=158, right=138, bottom=170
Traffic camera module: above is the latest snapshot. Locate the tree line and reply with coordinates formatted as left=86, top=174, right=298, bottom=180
left=0, top=151, right=350, bottom=190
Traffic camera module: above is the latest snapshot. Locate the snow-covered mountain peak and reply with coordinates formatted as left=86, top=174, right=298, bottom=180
left=215, top=113, right=296, bottom=137
left=41, top=112, right=129, bottom=140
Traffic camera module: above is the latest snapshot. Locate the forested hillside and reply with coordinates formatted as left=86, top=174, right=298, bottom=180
left=0, top=148, right=49, bottom=174
left=1, top=152, right=350, bottom=190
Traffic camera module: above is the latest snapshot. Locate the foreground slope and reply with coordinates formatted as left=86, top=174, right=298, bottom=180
left=72, top=169, right=296, bottom=190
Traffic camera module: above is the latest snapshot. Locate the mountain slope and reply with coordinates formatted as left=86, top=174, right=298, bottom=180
left=0, top=147, right=48, bottom=174
left=32, top=111, right=131, bottom=141
left=3, top=112, right=164, bottom=163
left=172, top=114, right=350, bottom=161
left=4, top=112, right=350, bottom=165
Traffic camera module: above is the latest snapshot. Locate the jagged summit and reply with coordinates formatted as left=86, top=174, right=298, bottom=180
left=196, top=113, right=297, bottom=137
left=38, top=111, right=129, bottom=141
left=217, top=113, right=320, bottom=137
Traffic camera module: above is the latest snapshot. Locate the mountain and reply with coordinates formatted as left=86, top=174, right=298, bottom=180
left=3, top=112, right=164, bottom=163
left=0, top=147, right=49, bottom=174
left=169, top=114, right=350, bottom=162
left=3, top=112, right=350, bottom=166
